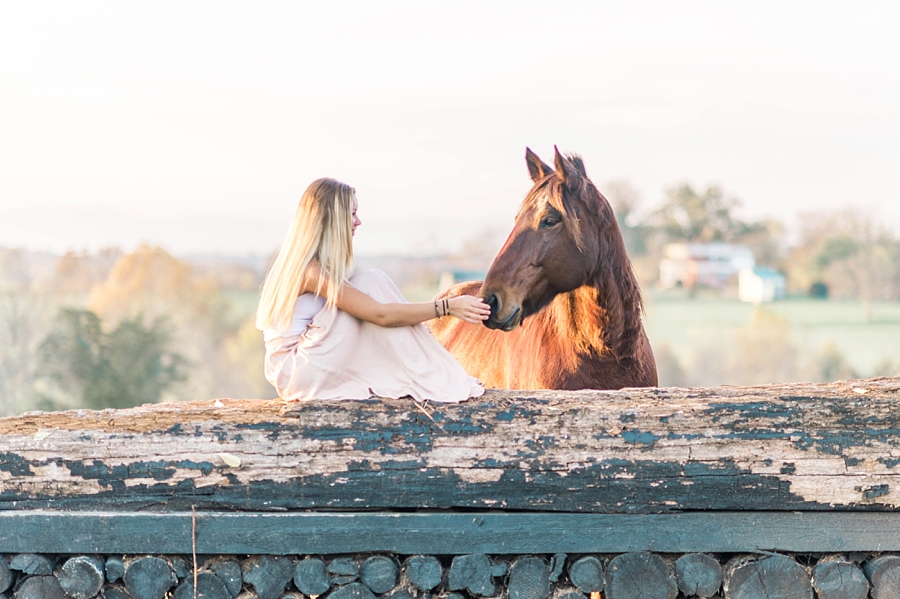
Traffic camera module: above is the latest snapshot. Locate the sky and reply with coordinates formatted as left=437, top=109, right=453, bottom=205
left=1, top=1, right=898, bottom=257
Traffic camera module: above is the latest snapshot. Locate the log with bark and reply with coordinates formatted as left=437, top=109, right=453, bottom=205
left=2, top=378, right=899, bottom=514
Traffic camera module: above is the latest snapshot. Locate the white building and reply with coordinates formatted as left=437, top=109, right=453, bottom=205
left=739, top=267, right=787, bottom=303
left=658, top=243, right=756, bottom=289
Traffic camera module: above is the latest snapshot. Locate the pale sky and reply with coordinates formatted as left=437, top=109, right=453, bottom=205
left=1, top=1, right=898, bottom=256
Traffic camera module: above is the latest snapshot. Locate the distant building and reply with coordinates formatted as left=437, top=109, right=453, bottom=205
left=658, top=243, right=755, bottom=289
left=739, top=267, right=786, bottom=303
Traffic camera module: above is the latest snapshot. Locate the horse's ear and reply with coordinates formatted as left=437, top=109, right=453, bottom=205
left=525, top=147, right=552, bottom=182
left=571, top=156, right=587, bottom=177
left=553, top=145, right=579, bottom=186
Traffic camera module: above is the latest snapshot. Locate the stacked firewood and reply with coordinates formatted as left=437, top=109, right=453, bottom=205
left=0, top=551, right=894, bottom=599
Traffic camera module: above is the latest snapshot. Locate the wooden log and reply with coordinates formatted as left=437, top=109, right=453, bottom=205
left=508, top=556, right=551, bottom=599
left=294, top=557, right=331, bottom=595
left=449, top=554, right=495, bottom=596
left=10, top=554, right=53, bottom=576
left=863, top=555, right=900, bottom=599
left=104, top=556, right=124, bottom=584
left=812, top=556, right=868, bottom=599
left=404, top=555, right=442, bottom=591
left=101, top=586, right=129, bottom=599
left=211, top=559, right=243, bottom=598
left=14, top=576, right=68, bottom=599
left=567, top=556, right=603, bottom=593
left=57, top=556, right=105, bottom=599
left=170, top=556, right=191, bottom=579
left=329, top=582, right=377, bottom=599
left=242, top=555, right=293, bottom=599
left=329, top=557, right=359, bottom=577
left=359, top=555, right=399, bottom=594
left=123, top=556, right=176, bottom=599
left=724, top=555, right=812, bottom=599
left=548, top=553, right=566, bottom=583
left=606, top=553, right=677, bottom=599
left=0, top=556, right=11, bottom=594
left=173, top=571, right=231, bottom=599
left=0, top=379, right=897, bottom=514
left=674, top=553, right=722, bottom=598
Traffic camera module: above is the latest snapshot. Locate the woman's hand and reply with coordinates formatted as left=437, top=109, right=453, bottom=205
left=448, top=295, right=491, bottom=324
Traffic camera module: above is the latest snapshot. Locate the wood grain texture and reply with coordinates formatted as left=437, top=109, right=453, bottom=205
left=1, top=378, right=899, bottom=513
left=9, top=511, right=900, bottom=554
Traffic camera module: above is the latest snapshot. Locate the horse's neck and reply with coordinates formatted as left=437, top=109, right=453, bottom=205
left=550, top=259, right=643, bottom=360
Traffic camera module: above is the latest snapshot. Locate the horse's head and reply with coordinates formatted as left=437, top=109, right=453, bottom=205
left=481, top=147, right=621, bottom=331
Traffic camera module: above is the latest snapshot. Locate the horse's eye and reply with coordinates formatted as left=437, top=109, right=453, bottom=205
left=539, top=216, right=559, bottom=229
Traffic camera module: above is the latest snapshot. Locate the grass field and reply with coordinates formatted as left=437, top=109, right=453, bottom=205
left=643, top=290, right=900, bottom=382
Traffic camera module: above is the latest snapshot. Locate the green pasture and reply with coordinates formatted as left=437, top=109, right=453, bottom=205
left=643, top=290, right=900, bottom=378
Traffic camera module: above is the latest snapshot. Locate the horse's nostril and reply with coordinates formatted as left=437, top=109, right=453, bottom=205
left=486, top=294, right=499, bottom=314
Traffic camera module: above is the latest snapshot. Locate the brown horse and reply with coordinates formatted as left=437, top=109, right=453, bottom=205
left=430, top=147, right=657, bottom=390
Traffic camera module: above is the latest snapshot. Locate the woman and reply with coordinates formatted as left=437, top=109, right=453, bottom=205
left=256, top=178, right=489, bottom=402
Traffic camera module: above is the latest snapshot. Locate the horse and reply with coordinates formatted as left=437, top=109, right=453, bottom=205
left=429, top=147, right=658, bottom=390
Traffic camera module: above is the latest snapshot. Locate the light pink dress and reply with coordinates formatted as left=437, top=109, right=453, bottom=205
left=263, top=269, right=484, bottom=402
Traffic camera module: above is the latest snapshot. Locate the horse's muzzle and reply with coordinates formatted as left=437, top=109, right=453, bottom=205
left=484, top=305, right=522, bottom=332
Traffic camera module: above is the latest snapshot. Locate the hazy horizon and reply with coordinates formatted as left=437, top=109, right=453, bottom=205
left=2, top=1, right=898, bottom=257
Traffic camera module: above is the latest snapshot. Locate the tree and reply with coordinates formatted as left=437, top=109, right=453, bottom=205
left=37, top=308, right=187, bottom=409
left=785, top=209, right=900, bottom=316
left=647, top=184, right=783, bottom=257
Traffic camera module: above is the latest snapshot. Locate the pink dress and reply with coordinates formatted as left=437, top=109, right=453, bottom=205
left=263, top=269, right=484, bottom=402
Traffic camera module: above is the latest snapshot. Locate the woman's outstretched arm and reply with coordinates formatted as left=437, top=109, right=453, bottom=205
left=302, top=264, right=490, bottom=327
left=336, top=283, right=489, bottom=327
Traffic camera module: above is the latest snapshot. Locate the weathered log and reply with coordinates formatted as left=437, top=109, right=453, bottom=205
left=606, top=553, right=677, bottom=599
left=724, top=554, right=811, bottom=599
left=0, top=556, right=11, bottom=594
left=404, top=555, right=442, bottom=591
left=567, top=556, right=603, bottom=593
left=508, top=556, right=551, bottom=599
left=674, top=553, right=722, bottom=598
left=123, top=556, right=176, bottom=599
left=812, top=556, right=868, bottom=599
left=294, top=557, right=331, bottom=595
left=101, top=586, right=129, bottom=599
left=10, top=554, right=53, bottom=576
left=15, top=576, right=68, bottom=599
left=104, top=556, right=124, bottom=583
left=57, top=555, right=105, bottom=599
left=863, top=555, right=900, bottom=599
left=170, top=556, right=191, bottom=579
left=1, top=379, right=899, bottom=513
left=329, top=557, right=359, bottom=577
left=449, top=554, right=495, bottom=596
left=173, top=571, right=231, bottom=599
left=329, top=582, right=377, bottom=599
left=359, top=555, right=399, bottom=594
left=242, top=555, right=293, bottom=599
left=548, top=553, right=566, bottom=583
left=211, top=559, right=243, bottom=598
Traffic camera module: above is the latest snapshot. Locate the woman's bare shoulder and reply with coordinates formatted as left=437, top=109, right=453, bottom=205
left=300, top=260, right=323, bottom=294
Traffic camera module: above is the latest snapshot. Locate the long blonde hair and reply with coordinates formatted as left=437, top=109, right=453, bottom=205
left=256, top=178, right=355, bottom=331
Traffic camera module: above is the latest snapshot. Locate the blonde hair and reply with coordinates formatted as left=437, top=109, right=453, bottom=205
left=256, top=178, right=356, bottom=331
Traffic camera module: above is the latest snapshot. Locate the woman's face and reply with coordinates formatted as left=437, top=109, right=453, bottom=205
left=351, top=197, right=361, bottom=236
